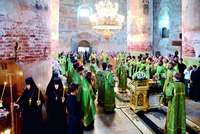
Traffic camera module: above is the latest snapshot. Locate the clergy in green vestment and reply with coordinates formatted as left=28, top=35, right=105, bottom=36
left=138, top=58, right=147, bottom=73
left=67, top=56, right=74, bottom=86
left=100, top=51, right=109, bottom=63
left=97, top=62, right=107, bottom=106
left=90, top=58, right=97, bottom=75
left=117, top=51, right=126, bottom=64
left=118, top=61, right=128, bottom=93
left=131, top=56, right=137, bottom=76
left=164, top=72, right=186, bottom=134
left=163, top=57, right=169, bottom=70
left=163, top=63, right=175, bottom=93
left=75, top=66, right=96, bottom=128
left=146, top=57, right=154, bottom=79
left=135, top=56, right=142, bottom=73
left=154, top=60, right=166, bottom=88
left=104, top=64, right=116, bottom=112
left=89, top=52, right=97, bottom=62
left=90, top=58, right=98, bottom=90
left=72, top=66, right=82, bottom=88
left=81, top=77, right=96, bottom=128
left=59, top=55, right=66, bottom=76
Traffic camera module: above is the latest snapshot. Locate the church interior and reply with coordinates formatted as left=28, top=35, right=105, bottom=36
left=0, top=0, right=200, bottom=134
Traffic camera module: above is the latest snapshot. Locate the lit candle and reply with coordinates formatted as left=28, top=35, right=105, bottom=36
left=0, top=82, right=7, bottom=101
left=38, top=84, right=40, bottom=101
left=63, top=86, right=66, bottom=97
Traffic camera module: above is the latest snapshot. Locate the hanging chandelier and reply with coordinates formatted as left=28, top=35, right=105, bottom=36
left=90, top=0, right=124, bottom=40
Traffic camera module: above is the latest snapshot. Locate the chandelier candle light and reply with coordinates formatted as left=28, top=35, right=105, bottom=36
left=90, top=0, right=124, bottom=40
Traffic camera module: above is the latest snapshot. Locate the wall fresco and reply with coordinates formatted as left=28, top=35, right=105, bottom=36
left=59, top=0, right=127, bottom=53
left=127, top=0, right=151, bottom=53
left=182, top=0, right=200, bottom=57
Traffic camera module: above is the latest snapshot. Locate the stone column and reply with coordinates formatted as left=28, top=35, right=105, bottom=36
left=51, top=0, right=59, bottom=58
left=182, top=0, right=200, bottom=57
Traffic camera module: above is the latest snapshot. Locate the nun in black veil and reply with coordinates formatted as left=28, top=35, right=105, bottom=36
left=45, top=70, right=59, bottom=113
left=15, top=77, right=44, bottom=134
left=46, top=77, right=67, bottom=134
left=46, top=70, right=59, bottom=95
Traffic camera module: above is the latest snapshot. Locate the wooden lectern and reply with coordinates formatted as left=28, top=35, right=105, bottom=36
left=129, top=80, right=149, bottom=113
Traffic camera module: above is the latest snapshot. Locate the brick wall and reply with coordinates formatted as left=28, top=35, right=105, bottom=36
left=0, top=0, right=53, bottom=92
left=0, top=0, right=51, bottom=63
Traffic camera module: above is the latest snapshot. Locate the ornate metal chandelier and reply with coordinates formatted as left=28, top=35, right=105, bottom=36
left=90, top=0, right=124, bottom=40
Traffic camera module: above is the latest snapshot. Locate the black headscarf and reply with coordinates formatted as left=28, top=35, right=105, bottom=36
left=53, top=77, right=63, bottom=91
left=25, top=77, right=37, bottom=91
left=46, top=71, right=59, bottom=96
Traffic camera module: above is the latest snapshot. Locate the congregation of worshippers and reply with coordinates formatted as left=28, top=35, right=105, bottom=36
left=15, top=50, right=200, bottom=134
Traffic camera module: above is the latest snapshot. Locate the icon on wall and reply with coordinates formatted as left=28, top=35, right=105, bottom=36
left=142, top=0, right=149, bottom=14
left=1, top=62, right=7, bottom=70
left=143, top=5, right=149, bottom=14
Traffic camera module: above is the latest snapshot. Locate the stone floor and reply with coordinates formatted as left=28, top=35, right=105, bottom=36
left=84, top=97, right=200, bottom=134
left=83, top=84, right=200, bottom=134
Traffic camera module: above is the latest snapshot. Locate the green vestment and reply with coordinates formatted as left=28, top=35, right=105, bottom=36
left=155, top=65, right=166, bottom=88
left=67, top=58, right=73, bottom=85
left=135, top=61, right=141, bottom=73
left=96, top=70, right=106, bottom=105
left=72, top=70, right=82, bottom=86
left=100, top=53, right=108, bottom=63
left=117, top=53, right=125, bottom=64
left=165, top=81, right=186, bottom=134
left=174, top=64, right=179, bottom=72
left=90, top=63, right=97, bottom=75
left=139, top=63, right=146, bottom=73
left=104, top=70, right=116, bottom=111
left=89, top=53, right=97, bottom=62
left=118, top=64, right=127, bottom=89
left=77, top=77, right=96, bottom=127
left=128, top=60, right=136, bottom=78
left=163, top=69, right=175, bottom=93
left=90, top=63, right=98, bottom=90
left=163, top=63, right=168, bottom=70
left=146, top=64, right=154, bottom=79
left=59, top=56, right=66, bottom=75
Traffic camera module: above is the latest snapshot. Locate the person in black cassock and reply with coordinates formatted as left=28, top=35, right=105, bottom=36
left=66, top=83, right=84, bottom=134
left=178, top=58, right=187, bottom=83
left=46, top=77, right=67, bottom=134
left=15, top=77, right=44, bottom=134
left=190, top=64, right=200, bottom=102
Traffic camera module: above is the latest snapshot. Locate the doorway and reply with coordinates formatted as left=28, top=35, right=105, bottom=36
left=77, top=40, right=91, bottom=53
left=78, top=47, right=90, bottom=52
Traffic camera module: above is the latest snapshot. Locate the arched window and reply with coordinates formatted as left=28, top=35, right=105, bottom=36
left=162, top=27, right=169, bottom=38
left=77, top=5, right=93, bottom=30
